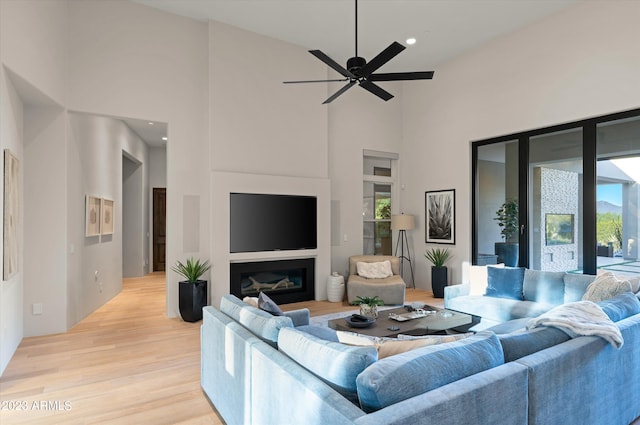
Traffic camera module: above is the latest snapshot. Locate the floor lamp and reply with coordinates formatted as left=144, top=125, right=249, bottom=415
left=391, top=214, right=415, bottom=288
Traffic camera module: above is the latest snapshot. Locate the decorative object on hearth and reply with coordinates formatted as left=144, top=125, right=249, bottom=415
left=391, top=214, right=416, bottom=288
left=424, top=247, right=452, bottom=298
left=494, top=198, right=519, bottom=266
left=283, top=0, right=434, bottom=103
left=354, top=295, right=384, bottom=320
left=425, top=189, right=455, bottom=244
left=326, top=272, right=345, bottom=302
left=172, top=257, right=211, bottom=322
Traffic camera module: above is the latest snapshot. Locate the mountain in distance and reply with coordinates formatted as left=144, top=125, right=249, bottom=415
left=597, top=200, right=622, bottom=214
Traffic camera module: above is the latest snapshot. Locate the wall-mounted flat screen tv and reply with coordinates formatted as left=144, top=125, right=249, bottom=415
left=230, top=193, right=317, bottom=253
left=545, top=213, right=574, bottom=246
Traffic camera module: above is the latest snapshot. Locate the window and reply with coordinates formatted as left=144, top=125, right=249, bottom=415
left=363, top=151, right=398, bottom=255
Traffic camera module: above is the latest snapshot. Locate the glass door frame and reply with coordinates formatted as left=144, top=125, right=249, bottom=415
left=472, top=107, right=640, bottom=274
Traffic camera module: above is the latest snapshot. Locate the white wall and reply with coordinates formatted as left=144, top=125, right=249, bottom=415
left=401, top=1, right=640, bottom=291
left=67, top=0, right=209, bottom=317
left=122, top=152, right=146, bottom=278
left=0, top=71, right=25, bottom=375
left=209, top=21, right=329, bottom=179
left=0, top=0, right=68, bottom=374
left=66, top=112, right=148, bottom=326
left=328, top=83, right=404, bottom=276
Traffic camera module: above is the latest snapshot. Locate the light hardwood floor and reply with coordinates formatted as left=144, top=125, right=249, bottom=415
left=0, top=273, right=439, bottom=424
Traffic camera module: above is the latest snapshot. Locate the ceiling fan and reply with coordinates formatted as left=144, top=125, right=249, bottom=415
left=283, top=0, right=435, bottom=104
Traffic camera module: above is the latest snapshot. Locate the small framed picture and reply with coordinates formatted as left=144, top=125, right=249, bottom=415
left=101, top=198, right=114, bottom=235
left=85, top=195, right=101, bottom=237
left=425, top=189, right=455, bottom=245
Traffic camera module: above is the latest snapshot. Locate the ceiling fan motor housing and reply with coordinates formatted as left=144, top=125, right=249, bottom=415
left=347, top=56, right=366, bottom=76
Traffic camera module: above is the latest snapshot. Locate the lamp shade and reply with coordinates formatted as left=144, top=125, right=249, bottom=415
left=391, top=214, right=415, bottom=231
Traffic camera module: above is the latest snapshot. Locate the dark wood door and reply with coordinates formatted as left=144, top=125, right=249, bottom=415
left=153, top=188, right=166, bottom=271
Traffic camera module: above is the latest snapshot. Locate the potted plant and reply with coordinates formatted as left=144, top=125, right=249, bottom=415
left=494, top=199, right=519, bottom=266
left=353, top=296, right=384, bottom=319
left=424, top=247, right=452, bottom=298
left=172, top=257, right=211, bottom=322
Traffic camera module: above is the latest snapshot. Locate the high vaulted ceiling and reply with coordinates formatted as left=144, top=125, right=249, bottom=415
left=133, top=0, right=578, bottom=73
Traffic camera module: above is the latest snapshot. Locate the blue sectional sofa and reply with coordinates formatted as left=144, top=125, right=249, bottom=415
left=201, top=293, right=640, bottom=425
left=444, top=266, right=601, bottom=329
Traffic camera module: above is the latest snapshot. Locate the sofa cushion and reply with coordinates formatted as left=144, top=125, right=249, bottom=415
left=582, top=272, right=632, bottom=302
left=336, top=331, right=471, bottom=359
left=498, top=326, right=570, bottom=362
left=295, top=325, right=339, bottom=342
left=468, top=263, right=505, bottom=295
left=522, top=269, right=566, bottom=305
left=258, top=291, right=284, bottom=316
left=356, top=260, right=393, bottom=279
left=356, top=331, right=504, bottom=412
left=220, top=294, right=293, bottom=346
left=563, top=273, right=596, bottom=303
left=278, top=327, right=378, bottom=401
left=597, top=292, right=640, bottom=322
left=485, top=267, right=525, bottom=300
left=447, top=295, right=551, bottom=323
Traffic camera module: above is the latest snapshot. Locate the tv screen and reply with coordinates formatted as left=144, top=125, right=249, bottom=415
left=230, top=193, right=317, bottom=253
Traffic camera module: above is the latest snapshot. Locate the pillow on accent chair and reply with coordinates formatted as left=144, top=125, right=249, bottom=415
left=356, top=261, right=393, bottom=279
left=582, top=272, right=632, bottom=302
left=485, top=267, right=525, bottom=300
left=258, top=292, right=284, bottom=316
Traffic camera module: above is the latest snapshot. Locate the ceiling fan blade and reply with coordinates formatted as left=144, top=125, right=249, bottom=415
left=283, top=78, right=349, bottom=84
left=323, top=80, right=357, bottom=104
left=359, top=80, right=394, bottom=101
left=358, top=41, right=406, bottom=77
left=369, top=71, right=435, bottom=81
left=309, top=50, right=357, bottom=79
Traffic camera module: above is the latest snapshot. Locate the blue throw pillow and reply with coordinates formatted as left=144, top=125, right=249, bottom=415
left=278, top=327, right=377, bottom=403
left=258, top=291, right=284, bottom=316
left=485, top=267, right=525, bottom=300
left=356, top=331, right=504, bottom=412
left=597, top=292, right=640, bottom=322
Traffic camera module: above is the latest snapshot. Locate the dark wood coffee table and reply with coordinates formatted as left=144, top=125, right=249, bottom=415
left=328, top=305, right=472, bottom=338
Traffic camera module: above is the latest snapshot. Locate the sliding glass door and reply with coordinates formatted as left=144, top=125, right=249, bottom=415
left=473, top=107, right=640, bottom=279
left=529, top=128, right=583, bottom=272
left=474, top=140, right=519, bottom=266
left=596, top=116, right=640, bottom=279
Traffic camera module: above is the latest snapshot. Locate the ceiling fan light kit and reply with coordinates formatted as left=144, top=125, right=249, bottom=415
left=283, top=0, right=435, bottom=104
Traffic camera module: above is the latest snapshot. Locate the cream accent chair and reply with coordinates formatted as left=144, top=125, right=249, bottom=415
left=346, top=255, right=406, bottom=305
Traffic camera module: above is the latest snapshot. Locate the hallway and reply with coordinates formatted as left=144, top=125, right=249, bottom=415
left=0, top=273, right=223, bottom=424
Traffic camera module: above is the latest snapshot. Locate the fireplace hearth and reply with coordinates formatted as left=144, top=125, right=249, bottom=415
left=230, top=258, right=315, bottom=304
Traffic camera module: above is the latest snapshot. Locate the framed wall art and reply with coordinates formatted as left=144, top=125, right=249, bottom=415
left=425, top=189, right=455, bottom=245
left=85, top=195, right=101, bottom=237
left=101, top=198, right=114, bottom=235
left=4, top=149, right=19, bottom=280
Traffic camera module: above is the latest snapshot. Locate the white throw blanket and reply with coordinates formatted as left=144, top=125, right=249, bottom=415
left=527, top=301, right=624, bottom=349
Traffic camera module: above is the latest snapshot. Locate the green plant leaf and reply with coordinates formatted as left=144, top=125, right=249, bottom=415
left=171, top=257, right=211, bottom=283
left=424, top=247, right=452, bottom=267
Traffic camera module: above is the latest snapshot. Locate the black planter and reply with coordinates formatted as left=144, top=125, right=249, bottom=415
left=179, top=280, right=207, bottom=322
left=494, top=242, right=519, bottom=267
left=431, top=266, right=448, bottom=298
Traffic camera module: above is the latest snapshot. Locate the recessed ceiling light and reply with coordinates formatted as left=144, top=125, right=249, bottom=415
left=162, top=136, right=168, bottom=141
left=148, top=122, right=154, bottom=125
left=406, top=38, right=417, bottom=45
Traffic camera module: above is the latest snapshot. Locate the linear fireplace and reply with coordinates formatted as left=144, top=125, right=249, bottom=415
left=230, top=258, right=315, bottom=304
